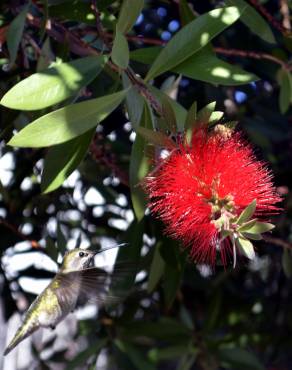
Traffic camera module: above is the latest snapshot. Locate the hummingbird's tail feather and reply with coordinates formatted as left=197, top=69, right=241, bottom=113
left=4, top=319, right=39, bottom=356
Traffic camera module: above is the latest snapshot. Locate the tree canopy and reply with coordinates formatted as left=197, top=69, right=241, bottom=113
left=0, top=1, right=292, bottom=369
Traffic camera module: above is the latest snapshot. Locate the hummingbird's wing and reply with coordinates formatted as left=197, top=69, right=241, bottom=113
left=56, top=265, right=135, bottom=308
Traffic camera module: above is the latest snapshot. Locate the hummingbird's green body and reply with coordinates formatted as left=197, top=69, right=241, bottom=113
left=4, top=248, right=99, bottom=356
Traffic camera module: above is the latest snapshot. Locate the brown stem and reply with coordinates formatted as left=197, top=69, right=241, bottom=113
left=248, top=0, right=290, bottom=35
left=89, top=135, right=129, bottom=187
left=102, top=31, right=292, bottom=71
left=214, top=47, right=291, bottom=71
left=263, top=235, right=292, bottom=250
left=0, top=218, right=41, bottom=249
left=91, top=0, right=111, bottom=49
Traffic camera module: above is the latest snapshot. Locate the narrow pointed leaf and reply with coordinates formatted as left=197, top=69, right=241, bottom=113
left=130, top=104, right=152, bottom=220
left=145, top=7, right=243, bottom=80
left=219, top=347, right=265, bottom=370
left=282, top=248, right=292, bottom=278
left=161, top=94, right=177, bottom=133
left=277, top=68, right=292, bottom=114
left=236, top=237, right=255, bottom=260
left=137, top=126, right=176, bottom=149
left=130, top=46, right=161, bottom=64
left=246, top=222, right=275, bottom=234
left=173, top=47, right=258, bottom=85
left=41, top=129, right=94, bottom=193
left=57, top=223, right=67, bottom=254
left=179, top=0, right=196, bottom=26
left=122, top=73, right=145, bottom=128
left=116, top=0, right=144, bottom=34
left=237, top=219, right=257, bottom=232
left=226, top=0, right=275, bottom=44
left=7, top=4, right=29, bottom=67
left=185, top=100, right=197, bottom=144
left=241, top=232, right=262, bottom=241
left=111, top=29, right=129, bottom=69
left=1, top=56, right=107, bottom=110
left=148, top=242, right=165, bottom=293
left=149, top=87, right=187, bottom=131
left=237, top=199, right=257, bottom=224
left=8, top=90, right=126, bottom=148
left=197, top=101, right=216, bottom=122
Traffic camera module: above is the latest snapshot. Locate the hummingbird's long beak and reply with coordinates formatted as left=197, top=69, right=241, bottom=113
left=92, top=243, right=128, bottom=255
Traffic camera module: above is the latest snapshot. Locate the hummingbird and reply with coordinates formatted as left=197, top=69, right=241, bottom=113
left=4, top=245, right=127, bottom=356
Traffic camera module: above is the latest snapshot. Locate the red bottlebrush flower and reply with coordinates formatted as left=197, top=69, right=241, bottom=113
left=144, top=125, right=281, bottom=266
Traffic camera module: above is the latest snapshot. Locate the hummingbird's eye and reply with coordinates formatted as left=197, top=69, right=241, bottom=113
left=79, top=251, right=85, bottom=257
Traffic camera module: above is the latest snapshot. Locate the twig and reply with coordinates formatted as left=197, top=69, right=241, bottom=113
left=91, top=0, right=111, bottom=49
left=88, top=30, right=292, bottom=72
left=214, top=47, right=291, bottom=71
left=90, top=4, right=162, bottom=115
left=0, top=218, right=41, bottom=248
left=89, top=134, right=129, bottom=187
left=264, top=235, right=292, bottom=250
left=248, top=0, right=290, bottom=35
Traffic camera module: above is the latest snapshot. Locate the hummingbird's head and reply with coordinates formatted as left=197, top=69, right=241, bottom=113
left=60, top=248, right=96, bottom=273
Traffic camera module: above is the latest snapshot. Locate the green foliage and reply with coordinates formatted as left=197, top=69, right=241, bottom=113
left=41, top=129, right=94, bottom=193
left=226, top=0, right=276, bottom=44
left=111, top=29, right=129, bottom=69
left=0, top=0, right=290, bottom=368
left=1, top=56, right=107, bottom=110
left=146, top=7, right=243, bottom=80
left=6, top=3, right=29, bottom=67
left=8, top=91, right=126, bottom=147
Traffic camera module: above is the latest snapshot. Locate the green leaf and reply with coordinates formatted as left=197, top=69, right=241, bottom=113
left=1, top=56, right=107, bottom=110
left=41, top=129, right=94, bottom=193
left=161, top=240, right=185, bottom=308
left=131, top=45, right=258, bottom=86
left=129, top=104, right=152, bottom=220
left=240, top=232, right=262, bottom=241
left=173, top=47, right=258, bottom=85
left=176, top=354, right=197, bottom=370
left=116, top=0, right=144, bottom=34
left=149, top=86, right=187, bottom=131
left=111, top=220, right=143, bottom=294
left=148, top=344, right=194, bottom=362
left=237, top=219, right=257, bottom=232
left=136, top=126, right=176, bottom=149
left=120, top=317, right=191, bottom=341
left=197, top=101, right=216, bottom=122
left=246, top=222, right=275, bottom=234
left=115, top=340, right=156, bottom=370
left=161, top=94, right=177, bottom=133
left=145, top=7, right=243, bottom=81
left=236, top=237, right=255, bottom=260
left=7, top=4, right=29, bottom=67
left=185, top=100, right=197, bottom=144
left=236, top=199, right=257, bottom=224
left=8, top=90, right=126, bottom=147
left=226, top=0, right=276, bottom=44
left=57, top=223, right=67, bottom=254
left=111, top=29, right=129, bottom=69
left=219, top=347, right=265, bottom=370
left=122, top=73, right=145, bottom=128
left=179, top=0, right=196, bottom=26
left=130, top=46, right=161, bottom=64
left=147, top=242, right=166, bottom=293
left=282, top=248, right=292, bottom=278
left=277, top=68, right=292, bottom=114
left=45, top=236, right=58, bottom=262
left=65, top=339, right=106, bottom=370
